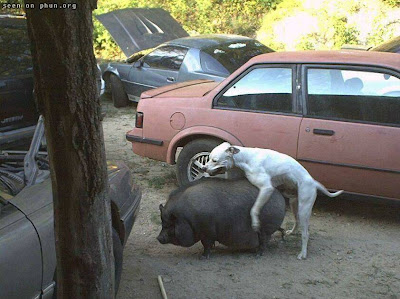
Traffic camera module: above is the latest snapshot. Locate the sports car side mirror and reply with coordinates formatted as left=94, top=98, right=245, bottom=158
left=133, top=59, right=143, bottom=68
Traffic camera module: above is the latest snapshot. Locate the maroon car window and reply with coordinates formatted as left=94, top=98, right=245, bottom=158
left=142, top=46, right=188, bottom=70
left=306, top=68, right=400, bottom=125
left=217, top=67, right=293, bottom=113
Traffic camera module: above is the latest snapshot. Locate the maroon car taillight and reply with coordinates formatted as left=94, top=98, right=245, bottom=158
left=135, top=112, right=144, bottom=128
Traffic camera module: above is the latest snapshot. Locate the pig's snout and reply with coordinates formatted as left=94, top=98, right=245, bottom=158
left=157, top=232, right=169, bottom=244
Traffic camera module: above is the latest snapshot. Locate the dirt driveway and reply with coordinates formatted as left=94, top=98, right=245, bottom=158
left=101, top=97, right=400, bottom=299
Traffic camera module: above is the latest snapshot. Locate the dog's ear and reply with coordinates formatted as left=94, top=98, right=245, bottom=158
left=226, top=146, right=240, bottom=155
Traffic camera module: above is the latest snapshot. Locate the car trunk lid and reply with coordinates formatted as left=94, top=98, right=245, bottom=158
left=96, top=8, right=189, bottom=57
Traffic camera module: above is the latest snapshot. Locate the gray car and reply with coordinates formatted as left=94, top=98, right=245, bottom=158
left=97, top=9, right=274, bottom=107
left=341, top=35, right=400, bottom=54
left=0, top=118, right=141, bottom=298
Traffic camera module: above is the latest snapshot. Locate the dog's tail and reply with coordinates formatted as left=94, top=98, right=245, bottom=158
left=315, top=181, right=344, bottom=197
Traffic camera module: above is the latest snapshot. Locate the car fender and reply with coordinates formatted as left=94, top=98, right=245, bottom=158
left=102, top=65, right=120, bottom=81
left=166, top=126, right=243, bottom=164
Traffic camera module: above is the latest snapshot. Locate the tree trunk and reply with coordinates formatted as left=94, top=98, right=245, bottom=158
left=25, top=1, right=114, bottom=298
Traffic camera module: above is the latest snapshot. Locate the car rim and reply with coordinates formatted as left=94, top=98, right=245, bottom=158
left=187, top=152, right=211, bottom=182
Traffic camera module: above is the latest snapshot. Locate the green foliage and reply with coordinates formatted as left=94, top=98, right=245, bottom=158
left=1, top=0, right=24, bottom=14
left=93, top=0, right=141, bottom=59
left=93, top=0, right=280, bottom=59
left=257, top=0, right=400, bottom=51
left=382, top=0, right=400, bottom=8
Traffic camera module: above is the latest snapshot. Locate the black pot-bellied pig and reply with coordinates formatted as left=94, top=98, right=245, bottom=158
left=157, top=178, right=286, bottom=258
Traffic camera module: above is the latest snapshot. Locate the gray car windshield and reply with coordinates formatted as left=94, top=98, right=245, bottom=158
left=202, top=41, right=274, bottom=74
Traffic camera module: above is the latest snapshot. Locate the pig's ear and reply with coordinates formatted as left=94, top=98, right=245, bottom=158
left=159, top=204, right=164, bottom=213
left=226, top=146, right=240, bottom=155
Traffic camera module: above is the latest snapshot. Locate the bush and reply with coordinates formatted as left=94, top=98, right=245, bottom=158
left=257, top=0, right=400, bottom=51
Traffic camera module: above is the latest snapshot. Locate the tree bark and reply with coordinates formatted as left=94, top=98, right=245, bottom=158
left=25, top=1, right=114, bottom=298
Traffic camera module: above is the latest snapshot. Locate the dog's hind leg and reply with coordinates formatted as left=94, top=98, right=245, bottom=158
left=286, top=196, right=298, bottom=236
left=297, top=185, right=317, bottom=260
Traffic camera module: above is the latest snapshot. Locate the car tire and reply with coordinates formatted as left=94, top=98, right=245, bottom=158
left=113, top=228, right=123, bottom=295
left=176, top=138, right=222, bottom=186
left=52, top=228, right=124, bottom=298
left=110, top=74, right=129, bottom=108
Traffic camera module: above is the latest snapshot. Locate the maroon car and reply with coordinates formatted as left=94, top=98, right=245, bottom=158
left=127, top=50, right=400, bottom=201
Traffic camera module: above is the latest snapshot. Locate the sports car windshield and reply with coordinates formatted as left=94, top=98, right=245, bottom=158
left=202, top=41, right=274, bottom=74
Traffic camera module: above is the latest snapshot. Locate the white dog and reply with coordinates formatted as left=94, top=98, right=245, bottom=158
left=202, top=142, right=343, bottom=260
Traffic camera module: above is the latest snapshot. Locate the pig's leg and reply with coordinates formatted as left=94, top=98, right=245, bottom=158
left=256, top=232, right=269, bottom=256
left=200, top=239, right=214, bottom=259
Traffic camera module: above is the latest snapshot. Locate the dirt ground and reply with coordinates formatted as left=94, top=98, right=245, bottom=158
left=100, top=96, right=400, bottom=299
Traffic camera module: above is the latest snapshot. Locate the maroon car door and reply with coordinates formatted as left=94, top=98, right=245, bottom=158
left=211, top=65, right=302, bottom=158
left=297, top=66, right=400, bottom=199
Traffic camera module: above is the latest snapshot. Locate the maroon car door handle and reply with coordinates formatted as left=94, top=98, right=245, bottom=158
left=313, top=128, right=335, bottom=136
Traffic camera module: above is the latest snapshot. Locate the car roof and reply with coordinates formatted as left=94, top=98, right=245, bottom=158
left=249, top=50, right=400, bottom=70
left=371, top=36, right=400, bottom=53
left=164, top=34, right=254, bottom=50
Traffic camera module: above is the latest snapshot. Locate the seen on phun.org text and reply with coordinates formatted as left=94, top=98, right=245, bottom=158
left=2, top=2, right=77, bottom=10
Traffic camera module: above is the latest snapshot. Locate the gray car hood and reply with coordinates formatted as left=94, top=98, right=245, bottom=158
left=96, top=8, right=189, bottom=57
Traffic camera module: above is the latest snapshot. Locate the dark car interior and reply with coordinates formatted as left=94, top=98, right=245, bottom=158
left=0, top=15, right=39, bottom=150
left=307, top=94, right=400, bottom=125
left=218, top=93, right=292, bottom=114
left=307, top=69, right=400, bottom=125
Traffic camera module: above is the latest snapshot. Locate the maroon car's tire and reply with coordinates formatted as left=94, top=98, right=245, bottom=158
left=176, top=138, right=222, bottom=186
left=110, top=74, right=129, bottom=108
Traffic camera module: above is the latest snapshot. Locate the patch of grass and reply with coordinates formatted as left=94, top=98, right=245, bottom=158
left=147, top=170, right=177, bottom=189
left=150, top=211, right=162, bottom=226
left=148, top=176, right=166, bottom=189
left=163, top=169, right=177, bottom=184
